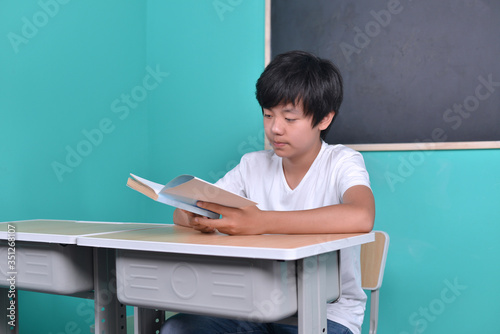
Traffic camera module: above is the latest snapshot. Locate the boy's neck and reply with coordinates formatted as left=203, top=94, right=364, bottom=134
left=282, top=139, right=323, bottom=189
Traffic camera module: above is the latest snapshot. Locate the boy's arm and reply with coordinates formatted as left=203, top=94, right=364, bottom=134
left=191, top=185, right=375, bottom=235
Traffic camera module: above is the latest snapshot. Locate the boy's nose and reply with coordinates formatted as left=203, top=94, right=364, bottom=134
left=271, top=118, right=285, bottom=135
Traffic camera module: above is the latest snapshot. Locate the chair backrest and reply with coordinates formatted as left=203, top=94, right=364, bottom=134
left=360, top=231, right=389, bottom=290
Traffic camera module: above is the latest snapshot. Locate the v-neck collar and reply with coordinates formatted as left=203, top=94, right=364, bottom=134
left=278, top=141, right=326, bottom=192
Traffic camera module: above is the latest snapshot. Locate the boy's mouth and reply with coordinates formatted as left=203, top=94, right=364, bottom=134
left=273, top=141, right=287, bottom=148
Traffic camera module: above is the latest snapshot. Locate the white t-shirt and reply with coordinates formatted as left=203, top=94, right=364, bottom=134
left=215, top=141, right=371, bottom=334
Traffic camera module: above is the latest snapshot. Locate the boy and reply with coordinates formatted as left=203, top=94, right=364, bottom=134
left=161, top=51, right=375, bottom=334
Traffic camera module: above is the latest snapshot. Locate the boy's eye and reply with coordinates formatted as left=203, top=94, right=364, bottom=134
left=285, top=118, right=296, bottom=122
left=263, top=114, right=272, bottom=118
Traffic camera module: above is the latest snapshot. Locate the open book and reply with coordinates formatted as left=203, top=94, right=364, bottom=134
left=126, top=173, right=257, bottom=219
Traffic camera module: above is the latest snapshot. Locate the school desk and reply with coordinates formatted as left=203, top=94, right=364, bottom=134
left=0, top=219, right=163, bottom=334
left=77, top=224, right=375, bottom=334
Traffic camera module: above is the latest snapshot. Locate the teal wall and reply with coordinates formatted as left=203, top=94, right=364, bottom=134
left=363, top=150, right=500, bottom=334
left=0, top=0, right=264, bottom=333
left=1, top=1, right=499, bottom=333
left=362, top=148, right=500, bottom=333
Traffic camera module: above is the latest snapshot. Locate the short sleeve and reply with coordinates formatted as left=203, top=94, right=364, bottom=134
left=336, top=152, right=371, bottom=199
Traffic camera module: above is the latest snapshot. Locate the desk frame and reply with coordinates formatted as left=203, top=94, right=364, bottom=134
left=93, top=248, right=128, bottom=334
left=0, top=220, right=161, bottom=334
left=1, top=221, right=373, bottom=334
left=77, top=226, right=373, bottom=334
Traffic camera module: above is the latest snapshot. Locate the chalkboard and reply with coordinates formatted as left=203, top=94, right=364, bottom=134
left=271, top=0, right=500, bottom=146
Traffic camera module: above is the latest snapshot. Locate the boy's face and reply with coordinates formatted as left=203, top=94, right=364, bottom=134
left=263, top=103, right=333, bottom=162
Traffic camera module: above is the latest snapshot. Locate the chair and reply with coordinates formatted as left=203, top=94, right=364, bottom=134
left=360, top=231, right=390, bottom=334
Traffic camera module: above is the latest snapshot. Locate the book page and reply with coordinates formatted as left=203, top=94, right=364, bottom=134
left=161, top=176, right=257, bottom=208
left=130, top=174, right=164, bottom=194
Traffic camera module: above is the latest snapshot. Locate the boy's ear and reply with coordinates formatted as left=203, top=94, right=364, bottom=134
left=318, top=111, right=335, bottom=130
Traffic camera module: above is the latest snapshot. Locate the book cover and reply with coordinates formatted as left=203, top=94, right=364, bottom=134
left=127, top=174, right=257, bottom=218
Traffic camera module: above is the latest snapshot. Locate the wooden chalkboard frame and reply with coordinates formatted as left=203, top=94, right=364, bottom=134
left=265, top=0, right=500, bottom=151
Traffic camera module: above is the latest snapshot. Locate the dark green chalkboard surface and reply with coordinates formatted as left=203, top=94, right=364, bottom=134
left=271, top=0, right=500, bottom=147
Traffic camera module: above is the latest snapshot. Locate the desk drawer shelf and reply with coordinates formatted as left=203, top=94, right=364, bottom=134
left=116, top=250, right=299, bottom=322
left=0, top=241, right=93, bottom=295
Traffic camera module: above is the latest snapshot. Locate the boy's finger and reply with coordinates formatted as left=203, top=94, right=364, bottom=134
left=181, top=209, right=202, bottom=218
left=180, top=209, right=194, bottom=216
left=192, top=217, right=217, bottom=231
left=192, top=223, right=216, bottom=233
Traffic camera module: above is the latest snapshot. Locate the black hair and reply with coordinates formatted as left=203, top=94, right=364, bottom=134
left=255, top=50, right=343, bottom=139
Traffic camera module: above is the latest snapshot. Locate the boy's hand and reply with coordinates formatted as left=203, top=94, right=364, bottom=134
left=177, top=209, right=216, bottom=233
left=192, top=202, right=264, bottom=235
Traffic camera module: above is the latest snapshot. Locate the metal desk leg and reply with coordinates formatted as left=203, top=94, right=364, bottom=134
left=1, top=287, right=18, bottom=334
left=93, top=248, right=127, bottom=334
left=297, top=253, right=330, bottom=334
left=134, top=307, right=165, bottom=334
